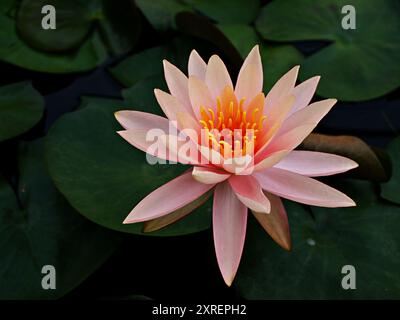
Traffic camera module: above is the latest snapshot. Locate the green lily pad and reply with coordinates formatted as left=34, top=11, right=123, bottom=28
left=135, top=0, right=191, bottom=31
left=0, top=0, right=139, bottom=73
left=0, top=140, right=121, bottom=299
left=0, top=82, right=44, bottom=142
left=236, top=180, right=400, bottom=299
left=255, top=0, right=400, bottom=101
left=381, top=137, right=400, bottom=205
left=17, top=0, right=95, bottom=52
left=184, top=0, right=260, bottom=24
left=45, top=98, right=212, bottom=236
left=109, top=38, right=195, bottom=88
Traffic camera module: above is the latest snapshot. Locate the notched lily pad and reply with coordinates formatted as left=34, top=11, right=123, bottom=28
left=256, top=0, right=400, bottom=101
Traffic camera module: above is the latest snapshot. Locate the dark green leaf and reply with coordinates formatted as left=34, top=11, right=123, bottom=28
left=17, top=0, right=95, bottom=52
left=236, top=180, right=400, bottom=299
left=256, top=0, right=400, bottom=101
left=0, top=82, right=44, bottom=142
left=0, top=140, right=121, bottom=299
left=45, top=98, right=212, bottom=236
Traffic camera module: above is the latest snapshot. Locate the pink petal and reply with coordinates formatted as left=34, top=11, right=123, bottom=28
left=118, top=129, right=169, bottom=162
left=159, top=134, right=201, bottom=165
left=278, top=99, right=337, bottom=136
left=235, top=45, right=263, bottom=104
left=188, top=50, right=207, bottom=81
left=123, top=171, right=215, bottom=223
left=254, top=150, right=290, bottom=172
left=163, top=60, right=191, bottom=109
left=229, top=175, right=271, bottom=213
left=255, top=168, right=356, bottom=207
left=154, top=89, right=188, bottom=121
left=288, top=76, right=320, bottom=116
left=115, top=110, right=170, bottom=131
left=213, top=182, right=248, bottom=286
left=188, top=76, right=215, bottom=118
left=264, top=65, right=299, bottom=113
left=222, top=155, right=253, bottom=175
left=274, top=150, right=358, bottom=177
left=192, top=166, right=231, bottom=184
left=205, top=55, right=233, bottom=99
left=252, top=192, right=291, bottom=250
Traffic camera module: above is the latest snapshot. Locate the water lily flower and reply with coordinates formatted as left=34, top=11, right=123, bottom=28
left=115, top=45, right=358, bottom=286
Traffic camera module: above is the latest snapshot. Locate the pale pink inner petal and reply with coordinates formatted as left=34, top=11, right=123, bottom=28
left=188, top=50, right=207, bottom=81
left=213, top=182, right=248, bottom=286
left=192, top=166, right=231, bottom=184
left=188, top=76, right=215, bottom=119
left=229, top=175, right=271, bottom=213
left=124, top=171, right=215, bottom=223
left=264, top=66, right=299, bottom=114
left=205, top=55, right=233, bottom=100
left=255, top=167, right=356, bottom=207
left=154, top=89, right=188, bottom=121
left=235, top=63, right=263, bottom=107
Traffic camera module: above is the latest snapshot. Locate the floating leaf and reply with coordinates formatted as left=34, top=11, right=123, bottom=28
left=381, top=137, right=400, bottom=204
left=135, top=0, right=191, bottom=31
left=184, top=0, right=260, bottom=24
left=0, top=140, right=121, bottom=299
left=299, top=133, right=389, bottom=182
left=17, top=0, right=95, bottom=52
left=237, top=180, right=400, bottom=299
left=256, top=0, right=400, bottom=101
left=46, top=98, right=212, bottom=236
left=0, top=82, right=44, bottom=142
left=217, top=24, right=260, bottom=58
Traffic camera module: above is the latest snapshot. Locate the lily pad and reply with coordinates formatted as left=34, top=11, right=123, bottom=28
left=0, top=82, right=44, bottom=142
left=135, top=0, right=191, bottom=31
left=255, top=0, right=400, bottom=101
left=0, top=140, right=121, bottom=299
left=184, top=0, right=260, bottom=24
left=381, top=137, right=400, bottom=204
left=17, top=0, right=95, bottom=52
left=236, top=180, right=400, bottom=299
left=45, top=98, right=212, bottom=235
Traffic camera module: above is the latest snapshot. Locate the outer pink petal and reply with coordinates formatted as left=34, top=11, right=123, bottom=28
left=255, top=168, right=356, bottom=207
left=188, top=50, right=207, bottom=81
left=235, top=45, right=263, bottom=103
left=188, top=76, right=215, bottom=118
left=288, top=76, right=320, bottom=116
left=154, top=89, right=188, bottom=121
left=115, top=110, right=170, bottom=131
left=252, top=192, right=291, bottom=250
left=264, top=65, right=299, bottom=113
left=213, top=182, right=248, bottom=286
left=192, top=166, right=231, bottom=184
left=118, top=129, right=170, bottom=162
left=274, top=150, right=358, bottom=177
left=278, top=99, right=337, bottom=136
left=163, top=60, right=191, bottom=110
left=123, top=171, right=215, bottom=223
left=205, top=55, right=233, bottom=99
left=229, top=175, right=271, bottom=213
left=254, top=150, right=290, bottom=172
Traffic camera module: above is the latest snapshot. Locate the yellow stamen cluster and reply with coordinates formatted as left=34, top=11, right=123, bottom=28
left=198, top=94, right=267, bottom=158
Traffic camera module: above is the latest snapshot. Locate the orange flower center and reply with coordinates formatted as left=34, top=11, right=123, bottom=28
left=198, top=86, right=266, bottom=158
